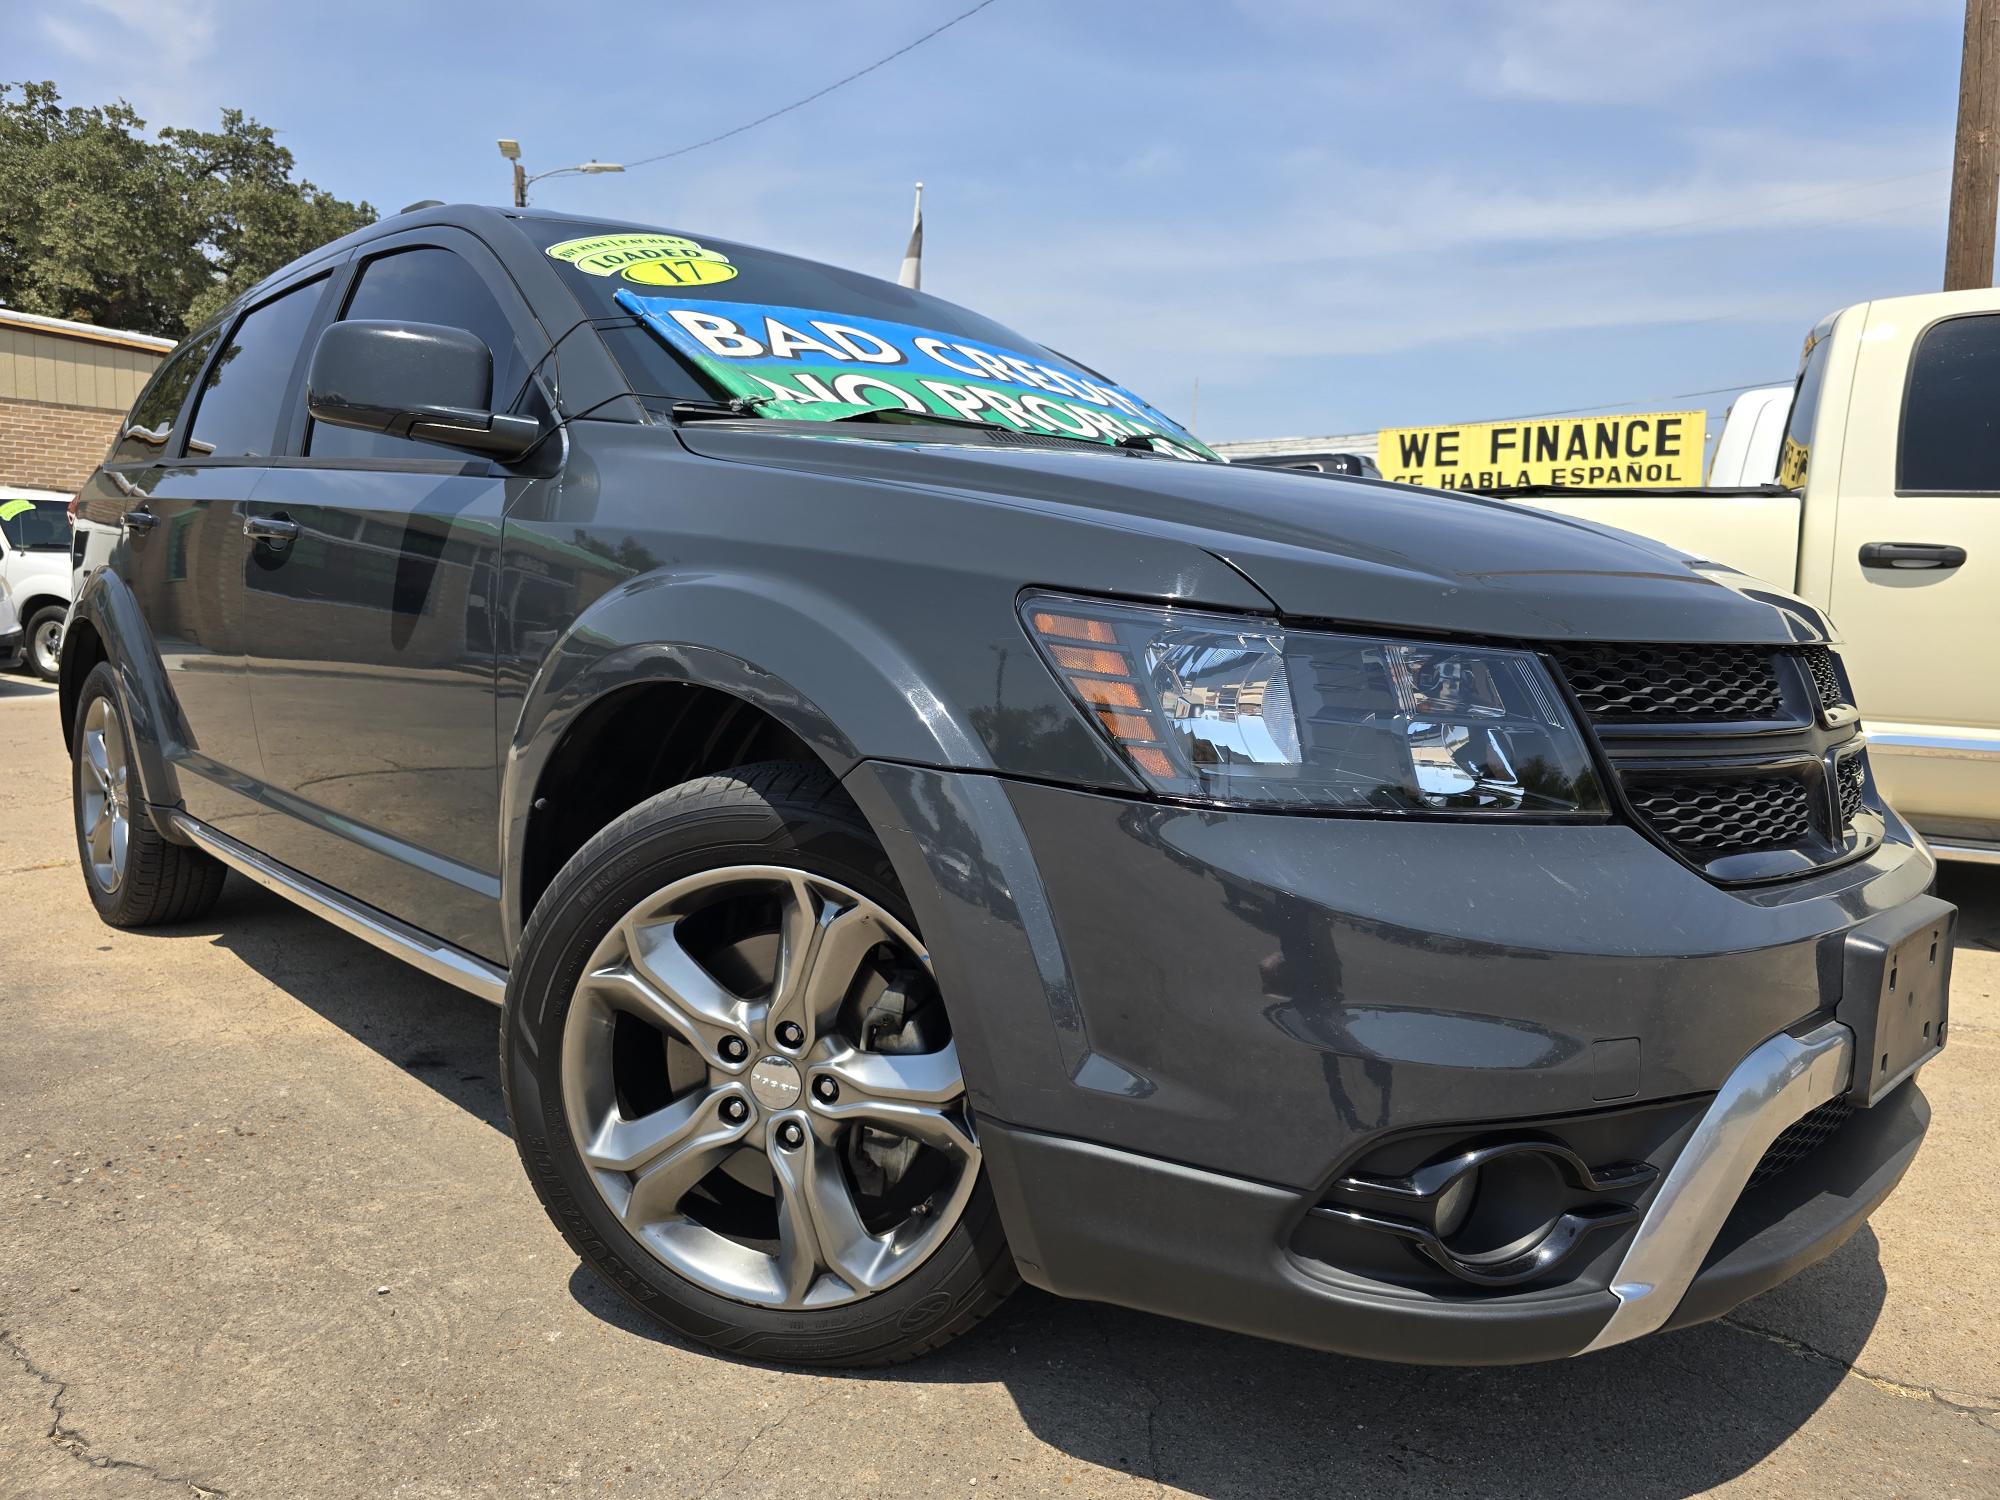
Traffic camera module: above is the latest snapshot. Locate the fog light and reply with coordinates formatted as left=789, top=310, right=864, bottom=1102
left=1433, top=1168, right=1477, bottom=1239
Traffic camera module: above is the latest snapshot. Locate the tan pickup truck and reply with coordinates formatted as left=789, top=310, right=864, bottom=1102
left=1514, top=289, right=1999, bottom=862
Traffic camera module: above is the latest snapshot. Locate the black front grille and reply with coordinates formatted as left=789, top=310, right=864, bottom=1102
left=1548, top=643, right=1784, bottom=722
left=1546, top=641, right=1873, bottom=879
left=1802, top=646, right=1848, bottom=714
left=1836, top=754, right=1866, bottom=826
left=1747, top=1099, right=1854, bottom=1189
left=1628, top=776, right=1813, bottom=856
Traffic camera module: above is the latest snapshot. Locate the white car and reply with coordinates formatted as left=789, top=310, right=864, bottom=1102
left=0, top=488, right=75, bottom=681
left=1705, top=383, right=1793, bottom=486
left=0, top=565, right=18, bottom=666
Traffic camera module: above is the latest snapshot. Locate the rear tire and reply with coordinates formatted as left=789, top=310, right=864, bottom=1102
left=502, top=760, right=1017, bottom=1366
left=71, top=662, right=227, bottom=928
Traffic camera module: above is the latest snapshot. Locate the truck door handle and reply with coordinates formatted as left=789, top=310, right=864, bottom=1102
left=1859, top=541, right=1966, bottom=570
left=243, top=513, right=299, bottom=544
left=121, top=507, right=157, bottom=535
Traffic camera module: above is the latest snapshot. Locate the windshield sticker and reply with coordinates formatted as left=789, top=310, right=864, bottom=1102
left=616, top=292, right=1212, bottom=457
left=0, top=499, right=34, bottom=522
left=545, top=233, right=738, bottom=287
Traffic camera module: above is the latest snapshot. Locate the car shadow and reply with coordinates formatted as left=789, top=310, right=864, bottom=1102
left=568, top=1238, right=1882, bottom=1500
left=184, top=876, right=513, bottom=1134
left=0, top=674, right=58, bottom=701
left=166, top=867, right=1910, bottom=1499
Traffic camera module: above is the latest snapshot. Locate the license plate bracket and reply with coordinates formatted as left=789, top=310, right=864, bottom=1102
left=1838, top=895, right=1954, bottom=1107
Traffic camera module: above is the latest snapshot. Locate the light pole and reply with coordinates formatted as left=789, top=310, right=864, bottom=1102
left=497, top=139, right=624, bottom=208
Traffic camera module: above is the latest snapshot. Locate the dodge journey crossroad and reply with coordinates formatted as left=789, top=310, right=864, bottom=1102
left=60, top=204, right=1951, bottom=1366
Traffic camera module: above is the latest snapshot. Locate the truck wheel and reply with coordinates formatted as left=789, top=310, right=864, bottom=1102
left=26, top=604, right=65, bottom=682
left=71, top=662, right=228, bottom=927
left=503, top=760, right=1016, bottom=1366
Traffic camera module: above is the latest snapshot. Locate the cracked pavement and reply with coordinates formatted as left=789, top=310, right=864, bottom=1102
left=1, top=675, right=1995, bottom=1498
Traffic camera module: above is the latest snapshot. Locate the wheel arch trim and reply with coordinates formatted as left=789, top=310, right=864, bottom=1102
left=499, top=568, right=988, bottom=956
left=61, top=569, right=186, bottom=839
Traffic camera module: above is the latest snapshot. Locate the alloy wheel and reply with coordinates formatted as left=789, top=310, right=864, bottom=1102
left=31, top=616, right=62, bottom=679
left=77, top=695, right=131, bottom=893
left=559, top=864, right=979, bottom=1310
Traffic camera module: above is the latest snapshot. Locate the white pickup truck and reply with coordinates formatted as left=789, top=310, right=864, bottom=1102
left=1504, top=289, right=1999, bottom=861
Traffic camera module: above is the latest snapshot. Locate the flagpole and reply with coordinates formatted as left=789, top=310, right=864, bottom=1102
left=898, top=181, right=925, bottom=290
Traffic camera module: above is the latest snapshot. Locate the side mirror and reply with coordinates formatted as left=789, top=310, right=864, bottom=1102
left=306, top=320, right=543, bottom=460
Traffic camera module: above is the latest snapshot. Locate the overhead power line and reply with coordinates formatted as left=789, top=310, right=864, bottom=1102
left=1447, top=185, right=1953, bottom=426
left=1477, top=380, right=1793, bottom=424
left=623, top=0, right=1002, bottom=170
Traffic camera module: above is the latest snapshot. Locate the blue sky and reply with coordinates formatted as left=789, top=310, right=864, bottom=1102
left=4, top=0, right=1970, bottom=445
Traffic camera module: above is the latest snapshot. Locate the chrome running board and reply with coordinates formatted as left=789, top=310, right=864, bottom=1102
left=1579, top=1019, right=1854, bottom=1354
left=168, top=811, right=508, bottom=1004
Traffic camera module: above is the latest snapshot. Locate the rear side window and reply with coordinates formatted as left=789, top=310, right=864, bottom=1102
left=186, top=278, right=328, bottom=459
left=306, top=247, right=528, bottom=462
left=1899, top=313, right=2000, bottom=492
left=1776, top=315, right=1835, bottom=490
left=110, top=328, right=219, bottom=464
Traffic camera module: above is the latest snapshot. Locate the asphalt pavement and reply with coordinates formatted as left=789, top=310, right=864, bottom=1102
left=1, top=673, right=1994, bottom=1499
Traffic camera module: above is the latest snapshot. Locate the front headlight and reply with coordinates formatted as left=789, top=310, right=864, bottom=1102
left=1022, top=592, right=1606, bottom=814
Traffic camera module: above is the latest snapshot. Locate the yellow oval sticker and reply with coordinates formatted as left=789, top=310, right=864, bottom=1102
left=620, top=256, right=739, bottom=287
left=544, top=232, right=737, bottom=285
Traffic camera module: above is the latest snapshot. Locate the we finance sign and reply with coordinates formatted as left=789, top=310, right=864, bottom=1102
left=1380, top=410, right=1706, bottom=490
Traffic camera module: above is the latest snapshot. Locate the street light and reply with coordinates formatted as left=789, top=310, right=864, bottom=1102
left=497, top=139, right=624, bottom=207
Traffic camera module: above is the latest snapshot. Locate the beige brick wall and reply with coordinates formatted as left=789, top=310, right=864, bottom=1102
left=0, top=395, right=121, bottom=494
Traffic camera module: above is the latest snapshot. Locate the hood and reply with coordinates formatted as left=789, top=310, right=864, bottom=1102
left=673, top=425, right=1832, bottom=645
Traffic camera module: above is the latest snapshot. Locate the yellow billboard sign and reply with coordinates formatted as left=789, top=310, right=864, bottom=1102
left=1379, top=410, right=1707, bottom=491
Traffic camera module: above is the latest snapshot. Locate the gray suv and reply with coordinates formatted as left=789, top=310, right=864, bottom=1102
left=60, top=205, right=1950, bottom=1367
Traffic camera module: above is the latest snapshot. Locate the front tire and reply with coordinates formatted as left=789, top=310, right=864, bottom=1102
left=71, top=662, right=227, bottom=927
left=502, top=761, right=1016, bottom=1366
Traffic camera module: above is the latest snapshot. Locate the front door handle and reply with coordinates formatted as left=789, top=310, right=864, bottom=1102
left=243, top=513, right=299, bottom=544
left=1859, top=541, right=1966, bottom=570
left=121, top=507, right=157, bottom=536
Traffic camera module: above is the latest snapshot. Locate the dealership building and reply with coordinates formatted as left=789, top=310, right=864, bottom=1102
left=0, top=308, right=171, bottom=498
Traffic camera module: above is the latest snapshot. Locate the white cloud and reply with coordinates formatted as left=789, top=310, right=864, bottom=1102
left=37, top=0, right=221, bottom=125
left=1453, top=0, right=1958, bottom=105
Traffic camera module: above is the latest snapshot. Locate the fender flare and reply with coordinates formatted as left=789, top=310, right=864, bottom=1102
left=498, top=567, right=989, bottom=954
left=61, top=568, right=188, bottom=840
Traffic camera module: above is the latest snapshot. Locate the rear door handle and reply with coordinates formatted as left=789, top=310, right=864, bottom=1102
left=243, top=513, right=298, bottom=544
left=1859, top=541, right=1966, bottom=570
left=121, top=507, right=157, bottom=535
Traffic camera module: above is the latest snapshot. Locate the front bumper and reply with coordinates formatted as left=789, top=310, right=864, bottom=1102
left=844, top=764, right=1943, bottom=1362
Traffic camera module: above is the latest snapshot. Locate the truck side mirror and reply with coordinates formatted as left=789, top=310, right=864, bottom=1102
left=306, top=320, right=543, bottom=460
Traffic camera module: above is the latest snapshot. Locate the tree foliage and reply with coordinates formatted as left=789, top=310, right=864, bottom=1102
left=0, top=81, right=375, bottom=338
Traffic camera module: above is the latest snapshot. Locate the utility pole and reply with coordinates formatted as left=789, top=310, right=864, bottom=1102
left=513, top=160, right=527, bottom=209
left=1946, top=0, right=2000, bottom=290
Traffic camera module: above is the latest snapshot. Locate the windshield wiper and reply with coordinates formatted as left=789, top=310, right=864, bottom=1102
left=673, top=397, right=1192, bottom=458
left=829, top=406, right=1165, bottom=453
left=669, top=397, right=781, bottom=422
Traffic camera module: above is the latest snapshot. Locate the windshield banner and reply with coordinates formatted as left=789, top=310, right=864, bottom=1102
left=616, top=291, right=1213, bottom=457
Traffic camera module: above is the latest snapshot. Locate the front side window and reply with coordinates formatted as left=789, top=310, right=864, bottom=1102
left=306, top=246, right=528, bottom=462
left=110, top=328, right=220, bottom=464
left=186, top=277, right=328, bottom=459
left=0, top=497, right=69, bottom=550
left=1899, top=313, right=2000, bottom=493
left=534, top=219, right=1213, bottom=458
